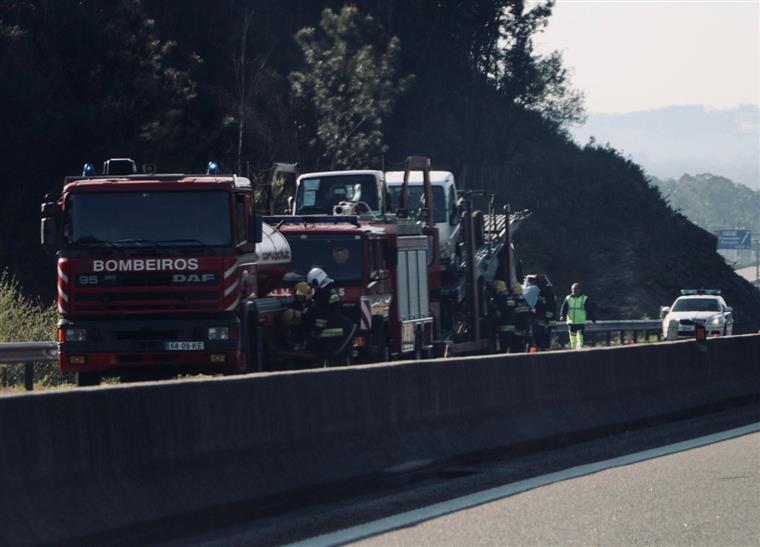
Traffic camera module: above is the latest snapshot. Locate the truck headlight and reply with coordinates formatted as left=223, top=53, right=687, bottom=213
left=207, top=327, right=230, bottom=341
left=709, top=315, right=723, bottom=326
left=64, top=328, right=87, bottom=342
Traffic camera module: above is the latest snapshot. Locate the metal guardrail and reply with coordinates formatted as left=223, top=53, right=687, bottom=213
left=0, top=342, right=57, bottom=391
left=552, top=319, right=663, bottom=346
left=0, top=321, right=663, bottom=390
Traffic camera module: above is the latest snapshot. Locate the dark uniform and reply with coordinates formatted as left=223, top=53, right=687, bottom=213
left=512, top=287, right=531, bottom=353
left=534, top=279, right=557, bottom=351
left=310, top=283, right=356, bottom=364
left=494, top=286, right=516, bottom=353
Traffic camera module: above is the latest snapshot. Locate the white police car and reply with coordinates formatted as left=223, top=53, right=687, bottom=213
left=660, top=290, right=734, bottom=339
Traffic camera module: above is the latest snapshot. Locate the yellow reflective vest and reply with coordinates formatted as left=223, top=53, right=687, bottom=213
left=565, top=295, right=588, bottom=325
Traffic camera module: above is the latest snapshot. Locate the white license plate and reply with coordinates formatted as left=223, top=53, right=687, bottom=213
left=165, top=341, right=205, bottom=351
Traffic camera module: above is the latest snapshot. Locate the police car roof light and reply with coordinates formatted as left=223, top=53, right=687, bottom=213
left=82, top=163, right=95, bottom=177
left=207, top=161, right=219, bottom=175
left=681, top=289, right=721, bottom=296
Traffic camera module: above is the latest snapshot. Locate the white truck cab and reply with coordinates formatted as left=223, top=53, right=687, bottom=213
left=293, top=170, right=386, bottom=216
left=385, top=170, right=461, bottom=267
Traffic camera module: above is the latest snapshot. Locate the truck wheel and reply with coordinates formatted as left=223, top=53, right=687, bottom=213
left=76, top=372, right=101, bottom=387
left=370, top=316, right=390, bottom=362
left=244, top=305, right=267, bottom=372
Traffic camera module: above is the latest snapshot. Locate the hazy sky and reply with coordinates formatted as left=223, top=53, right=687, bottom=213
left=532, top=0, right=760, bottom=113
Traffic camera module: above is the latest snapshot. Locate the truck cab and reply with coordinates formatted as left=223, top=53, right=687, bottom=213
left=263, top=216, right=434, bottom=362
left=385, top=170, right=461, bottom=268
left=293, top=170, right=387, bottom=217
left=41, top=160, right=290, bottom=384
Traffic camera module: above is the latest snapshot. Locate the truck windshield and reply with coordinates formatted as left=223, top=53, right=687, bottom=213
left=285, top=234, right=363, bottom=284
left=295, top=175, right=379, bottom=214
left=672, top=298, right=721, bottom=312
left=387, top=186, right=446, bottom=223
left=66, top=191, right=232, bottom=247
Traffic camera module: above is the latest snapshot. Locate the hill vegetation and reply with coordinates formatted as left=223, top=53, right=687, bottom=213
left=1, top=0, right=759, bottom=332
left=652, top=173, right=760, bottom=233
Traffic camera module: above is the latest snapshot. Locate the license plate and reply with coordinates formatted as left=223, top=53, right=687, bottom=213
left=165, top=341, right=205, bottom=351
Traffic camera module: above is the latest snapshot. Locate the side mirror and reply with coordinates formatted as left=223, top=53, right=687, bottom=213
left=726, top=306, right=733, bottom=313
left=287, top=196, right=294, bottom=214
left=41, top=201, right=62, bottom=252
left=41, top=217, right=61, bottom=252
left=41, top=202, right=58, bottom=217
left=659, top=306, right=670, bottom=320
left=252, top=215, right=263, bottom=244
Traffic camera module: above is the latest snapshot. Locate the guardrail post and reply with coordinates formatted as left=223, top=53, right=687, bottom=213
left=24, top=363, right=34, bottom=391
left=619, top=330, right=624, bottom=345
left=633, top=330, right=639, bottom=344
left=606, top=331, right=611, bottom=346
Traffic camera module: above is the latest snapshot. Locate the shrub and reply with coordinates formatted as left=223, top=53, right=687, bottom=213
left=0, top=271, right=68, bottom=389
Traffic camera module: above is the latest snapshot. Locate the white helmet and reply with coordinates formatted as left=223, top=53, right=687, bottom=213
left=307, top=267, right=333, bottom=288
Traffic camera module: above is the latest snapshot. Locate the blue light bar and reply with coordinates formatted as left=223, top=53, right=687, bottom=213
left=263, top=215, right=360, bottom=225
left=207, top=161, right=219, bottom=175
left=82, top=163, right=95, bottom=176
left=681, top=289, right=721, bottom=295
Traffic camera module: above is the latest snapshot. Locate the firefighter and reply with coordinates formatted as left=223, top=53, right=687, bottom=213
left=307, top=267, right=357, bottom=365
left=536, top=275, right=557, bottom=350
left=533, top=275, right=557, bottom=351
left=511, top=283, right=531, bottom=353
left=560, top=282, right=596, bottom=349
left=492, top=280, right=515, bottom=352
left=281, top=281, right=312, bottom=350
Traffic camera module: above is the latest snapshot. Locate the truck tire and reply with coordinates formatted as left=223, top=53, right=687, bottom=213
left=76, top=372, right=100, bottom=387
left=370, top=316, right=390, bottom=362
left=244, top=303, right=266, bottom=372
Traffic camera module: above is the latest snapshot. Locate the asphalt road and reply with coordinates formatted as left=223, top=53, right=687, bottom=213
left=150, top=402, right=760, bottom=547
left=353, top=429, right=760, bottom=546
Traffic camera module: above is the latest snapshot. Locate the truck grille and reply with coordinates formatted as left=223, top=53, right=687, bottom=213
left=116, top=329, right=178, bottom=341
left=73, top=290, right=220, bottom=312
left=77, top=291, right=218, bottom=302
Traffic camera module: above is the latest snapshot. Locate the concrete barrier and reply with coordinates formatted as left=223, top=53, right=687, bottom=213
left=1, top=336, right=759, bottom=544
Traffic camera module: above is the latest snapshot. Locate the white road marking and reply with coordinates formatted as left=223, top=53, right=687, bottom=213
left=288, top=421, right=760, bottom=547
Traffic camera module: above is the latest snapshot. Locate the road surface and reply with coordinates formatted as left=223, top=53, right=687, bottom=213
left=148, top=403, right=760, bottom=547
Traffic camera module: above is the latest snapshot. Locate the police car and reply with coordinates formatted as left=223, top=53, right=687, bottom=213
left=660, top=290, right=734, bottom=338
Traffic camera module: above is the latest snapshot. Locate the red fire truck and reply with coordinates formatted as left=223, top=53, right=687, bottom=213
left=262, top=156, right=517, bottom=363
left=41, top=159, right=291, bottom=385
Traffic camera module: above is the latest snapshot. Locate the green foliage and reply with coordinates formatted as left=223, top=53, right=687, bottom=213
left=0, top=272, right=56, bottom=343
left=290, top=6, right=413, bottom=169
left=0, top=272, right=68, bottom=390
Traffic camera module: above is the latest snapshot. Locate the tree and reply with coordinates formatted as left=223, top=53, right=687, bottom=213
left=290, top=6, right=413, bottom=169
left=494, top=1, right=585, bottom=129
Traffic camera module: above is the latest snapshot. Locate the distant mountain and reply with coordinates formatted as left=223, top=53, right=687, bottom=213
left=571, top=105, right=760, bottom=188
left=651, top=173, right=760, bottom=234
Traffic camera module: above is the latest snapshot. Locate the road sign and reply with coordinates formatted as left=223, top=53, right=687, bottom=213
left=717, top=229, right=752, bottom=249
